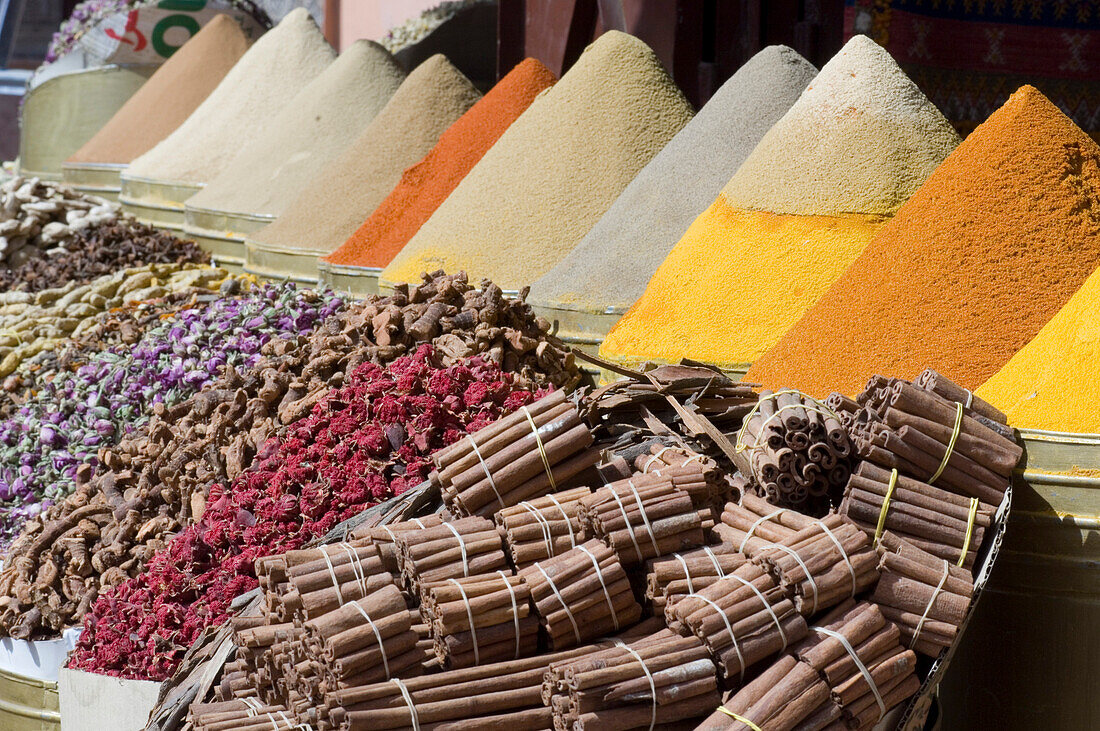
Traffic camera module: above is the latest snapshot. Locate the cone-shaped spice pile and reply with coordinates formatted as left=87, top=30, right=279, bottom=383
left=748, top=86, right=1100, bottom=396
left=526, top=45, right=816, bottom=346
left=379, top=30, right=694, bottom=292
left=600, top=35, right=958, bottom=372
left=67, top=14, right=252, bottom=166
left=321, top=58, right=557, bottom=287
left=246, top=54, right=481, bottom=279
left=123, top=8, right=334, bottom=186
left=185, top=40, right=405, bottom=221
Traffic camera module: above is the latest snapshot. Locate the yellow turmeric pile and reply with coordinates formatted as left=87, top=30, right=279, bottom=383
left=599, top=35, right=959, bottom=373
left=977, top=264, right=1100, bottom=433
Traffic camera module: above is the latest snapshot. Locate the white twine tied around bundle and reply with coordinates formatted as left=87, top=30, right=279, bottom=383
left=911, top=559, right=952, bottom=650
left=615, top=640, right=657, bottom=731
left=442, top=522, right=471, bottom=577
left=609, top=480, right=660, bottom=562
left=811, top=626, right=886, bottom=721
left=534, top=560, right=580, bottom=644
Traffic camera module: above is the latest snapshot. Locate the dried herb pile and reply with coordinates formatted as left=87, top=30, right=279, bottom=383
left=0, top=221, right=208, bottom=293
left=0, top=282, right=346, bottom=552
left=68, top=345, right=539, bottom=679
left=0, top=177, right=118, bottom=268
left=0, top=272, right=577, bottom=641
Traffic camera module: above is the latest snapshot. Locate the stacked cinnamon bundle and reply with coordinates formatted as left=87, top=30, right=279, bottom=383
left=754, top=514, right=879, bottom=617
left=733, top=389, right=854, bottom=514
left=394, top=515, right=508, bottom=595
left=301, top=584, right=426, bottom=691
left=519, top=539, right=642, bottom=649
left=871, top=532, right=974, bottom=656
left=713, top=494, right=815, bottom=555
left=320, top=643, right=629, bottom=731
left=190, top=698, right=303, bottom=730
left=231, top=621, right=302, bottom=706
left=669, top=563, right=807, bottom=682
left=545, top=628, right=720, bottom=729
left=354, top=515, right=444, bottom=573
left=793, top=600, right=919, bottom=730
left=495, top=487, right=590, bottom=568
left=421, top=572, right=538, bottom=668
left=433, top=390, right=601, bottom=517
left=644, top=544, right=745, bottom=614
left=578, top=477, right=711, bottom=566
left=634, top=445, right=731, bottom=509
left=841, top=371, right=1021, bottom=506
left=840, top=462, right=993, bottom=570
left=270, top=542, right=391, bottom=623
left=695, top=655, right=834, bottom=730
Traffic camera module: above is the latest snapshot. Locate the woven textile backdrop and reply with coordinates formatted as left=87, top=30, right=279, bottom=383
left=845, top=1, right=1100, bottom=140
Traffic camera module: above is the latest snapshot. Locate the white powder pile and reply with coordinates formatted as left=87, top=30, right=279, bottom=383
left=186, top=40, right=406, bottom=219
left=124, top=8, right=334, bottom=186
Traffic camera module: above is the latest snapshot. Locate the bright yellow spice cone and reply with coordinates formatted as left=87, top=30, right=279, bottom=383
left=977, top=264, right=1100, bottom=432
left=599, top=35, right=960, bottom=374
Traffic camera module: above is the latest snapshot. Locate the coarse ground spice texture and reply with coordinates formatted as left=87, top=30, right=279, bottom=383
left=976, top=264, right=1100, bottom=432
left=123, top=9, right=334, bottom=186
left=526, top=46, right=816, bottom=328
left=322, top=58, right=556, bottom=273
left=379, top=31, right=694, bottom=292
left=247, top=54, right=481, bottom=278
left=70, top=345, right=541, bottom=679
left=599, top=36, right=959, bottom=371
left=746, top=86, right=1100, bottom=397
left=67, top=15, right=252, bottom=165
left=185, top=40, right=405, bottom=220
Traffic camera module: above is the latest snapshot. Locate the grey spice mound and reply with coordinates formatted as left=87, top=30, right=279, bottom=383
left=527, top=45, right=818, bottom=318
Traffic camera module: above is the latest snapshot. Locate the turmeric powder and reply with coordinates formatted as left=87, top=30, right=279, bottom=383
left=977, top=264, right=1100, bottom=432
left=747, top=86, right=1100, bottom=398
left=600, top=35, right=958, bottom=372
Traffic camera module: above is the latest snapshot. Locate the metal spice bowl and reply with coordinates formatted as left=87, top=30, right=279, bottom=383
left=183, top=204, right=273, bottom=274
left=60, top=162, right=125, bottom=203
left=117, top=173, right=200, bottom=234
left=316, top=261, right=383, bottom=298
left=939, top=428, right=1100, bottom=729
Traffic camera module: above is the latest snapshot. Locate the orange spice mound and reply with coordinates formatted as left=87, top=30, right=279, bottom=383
left=323, top=58, right=556, bottom=269
left=745, top=85, right=1100, bottom=397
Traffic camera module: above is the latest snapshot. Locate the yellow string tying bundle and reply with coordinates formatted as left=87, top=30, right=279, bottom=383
left=522, top=405, right=557, bottom=490
left=873, top=468, right=898, bottom=547
left=928, top=402, right=963, bottom=484
left=716, top=706, right=765, bottom=731
left=959, top=497, right=979, bottom=567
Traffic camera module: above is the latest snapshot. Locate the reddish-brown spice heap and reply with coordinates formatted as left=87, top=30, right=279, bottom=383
left=746, top=86, right=1100, bottom=396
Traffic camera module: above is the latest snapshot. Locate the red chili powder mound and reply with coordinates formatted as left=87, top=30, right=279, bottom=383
left=745, top=85, right=1100, bottom=397
left=323, top=58, right=557, bottom=268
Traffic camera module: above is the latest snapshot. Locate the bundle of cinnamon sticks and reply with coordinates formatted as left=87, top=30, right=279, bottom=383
left=644, top=543, right=745, bottom=615
left=793, top=600, right=919, bottom=730
left=519, top=539, right=642, bottom=649
left=695, top=654, right=834, bottom=730
left=394, top=515, right=508, bottom=595
left=433, top=390, right=601, bottom=517
left=669, top=562, right=807, bottom=682
left=302, top=584, right=426, bottom=692
left=578, top=477, right=711, bottom=567
left=840, top=462, right=993, bottom=570
left=713, top=494, right=815, bottom=556
left=320, top=641, right=638, bottom=731
left=733, top=389, right=854, bottom=514
left=546, top=627, right=720, bottom=730
left=354, top=515, right=444, bottom=573
left=633, top=445, right=732, bottom=509
left=839, top=370, right=1021, bottom=506
left=276, top=542, right=391, bottom=623
left=871, top=531, right=974, bottom=656
left=753, top=514, right=879, bottom=617
left=495, top=486, right=591, bottom=569
left=190, top=697, right=304, bottom=730
left=421, top=571, right=538, bottom=668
